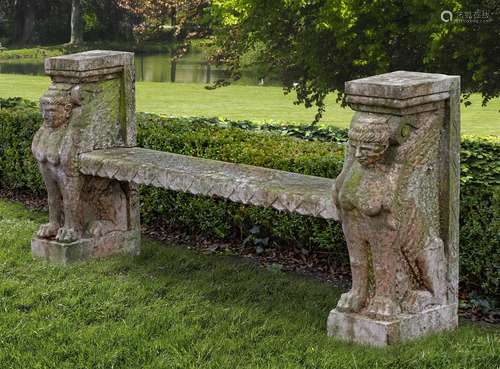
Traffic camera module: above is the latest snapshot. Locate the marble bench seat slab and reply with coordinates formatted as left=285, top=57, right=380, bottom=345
left=79, top=147, right=339, bottom=220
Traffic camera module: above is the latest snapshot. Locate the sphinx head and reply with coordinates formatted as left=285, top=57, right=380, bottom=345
left=348, top=114, right=391, bottom=167
left=40, top=84, right=81, bottom=128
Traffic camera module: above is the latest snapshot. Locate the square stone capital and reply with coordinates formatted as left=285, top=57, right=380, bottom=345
left=45, top=50, right=134, bottom=81
left=345, top=71, right=460, bottom=115
left=43, top=50, right=136, bottom=146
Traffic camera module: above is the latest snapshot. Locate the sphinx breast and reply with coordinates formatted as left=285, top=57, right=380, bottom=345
left=358, top=196, right=383, bottom=216
left=338, top=168, right=384, bottom=217
left=32, top=128, right=63, bottom=165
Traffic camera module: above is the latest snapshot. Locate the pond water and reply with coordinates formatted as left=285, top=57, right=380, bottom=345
left=0, top=52, right=269, bottom=85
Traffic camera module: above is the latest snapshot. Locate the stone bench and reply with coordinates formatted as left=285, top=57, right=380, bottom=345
left=79, top=147, right=338, bottom=219
left=30, top=51, right=460, bottom=346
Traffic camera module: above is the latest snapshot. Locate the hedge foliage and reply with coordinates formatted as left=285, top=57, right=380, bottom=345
left=0, top=98, right=499, bottom=300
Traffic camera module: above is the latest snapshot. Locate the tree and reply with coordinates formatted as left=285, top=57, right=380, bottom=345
left=210, top=0, right=500, bottom=120
left=1, top=0, right=136, bottom=46
left=70, top=0, right=84, bottom=44
left=0, top=0, right=72, bottom=45
left=117, top=0, right=211, bottom=52
left=427, top=0, right=500, bottom=106
left=12, top=0, right=35, bottom=45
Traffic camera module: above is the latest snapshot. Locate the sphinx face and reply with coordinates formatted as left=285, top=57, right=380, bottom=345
left=40, top=91, right=72, bottom=129
left=349, top=139, right=388, bottom=167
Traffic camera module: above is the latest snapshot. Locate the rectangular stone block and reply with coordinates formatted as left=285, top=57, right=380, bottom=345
left=31, top=230, right=140, bottom=265
left=45, top=50, right=134, bottom=75
left=345, top=71, right=459, bottom=99
left=327, top=304, right=458, bottom=346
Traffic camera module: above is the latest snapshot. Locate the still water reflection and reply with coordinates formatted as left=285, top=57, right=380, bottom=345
left=135, top=53, right=229, bottom=83
left=0, top=52, right=266, bottom=85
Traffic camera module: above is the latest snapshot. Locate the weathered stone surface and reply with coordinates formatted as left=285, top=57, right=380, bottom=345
left=327, top=304, right=458, bottom=346
left=44, top=50, right=136, bottom=146
left=345, top=71, right=459, bottom=100
left=79, top=147, right=339, bottom=220
left=46, top=50, right=132, bottom=75
left=346, top=71, right=460, bottom=116
left=32, top=230, right=140, bottom=265
left=330, top=71, right=460, bottom=345
left=445, top=84, right=461, bottom=305
left=31, top=50, right=139, bottom=260
left=33, top=51, right=461, bottom=346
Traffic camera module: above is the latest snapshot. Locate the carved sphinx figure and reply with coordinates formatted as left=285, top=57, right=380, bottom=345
left=32, top=83, right=128, bottom=243
left=32, top=84, right=84, bottom=242
left=333, top=112, right=447, bottom=319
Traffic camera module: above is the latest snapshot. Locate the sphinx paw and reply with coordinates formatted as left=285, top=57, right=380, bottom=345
left=336, top=290, right=367, bottom=313
left=367, top=296, right=401, bottom=319
left=56, top=227, right=81, bottom=243
left=37, top=222, right=60, bottom=239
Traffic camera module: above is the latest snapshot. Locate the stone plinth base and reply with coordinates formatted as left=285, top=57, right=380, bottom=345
left=31, top=230, right=140, bottom=264
left=327, top=304, right=457, bottom=346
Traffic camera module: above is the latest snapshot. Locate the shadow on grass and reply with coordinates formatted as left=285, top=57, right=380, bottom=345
left=130, top=239, right=339, bottom=329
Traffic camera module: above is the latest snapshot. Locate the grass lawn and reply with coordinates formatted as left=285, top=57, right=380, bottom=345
left=2, top=74, right=499, bottom=136
left=0, top=199, right=499, bottom=369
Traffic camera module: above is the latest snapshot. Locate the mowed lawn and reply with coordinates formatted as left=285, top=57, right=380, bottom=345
left=2, top=73, right=499, bottom=136
left=0, top=199, right=499, bottom=369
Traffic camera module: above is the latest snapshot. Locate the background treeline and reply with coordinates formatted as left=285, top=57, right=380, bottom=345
left=0, top=0, right=135, bottom=46
left=0, top=0, right=209, bottom=47
left=1, top=1, right=499, bottom=117
left=210, top=0, right=500, bottom=117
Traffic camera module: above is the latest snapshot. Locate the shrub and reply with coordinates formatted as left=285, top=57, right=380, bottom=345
left=458, top=136, right=500, bottom=300
left=0, top=98, right=498, bottom=301
left=136, top=113, right=346, bottom=258
left=0, top=98, right=44, bottom=194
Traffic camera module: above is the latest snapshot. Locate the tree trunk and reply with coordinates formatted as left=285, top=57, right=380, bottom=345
left=14, top=0, right=35, bottom=45
left=21, top=4, right=35, bottom=45
left=13, top=0, right=25, bottom=43
left=171, top=9, right=177, bottom=28
left=70, top=0, right=84, bottom=44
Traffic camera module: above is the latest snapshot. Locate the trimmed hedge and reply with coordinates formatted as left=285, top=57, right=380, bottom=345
left=1, top=97, right=499, bottom=301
